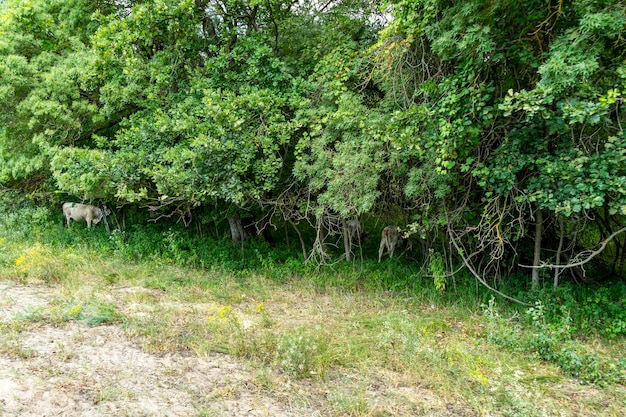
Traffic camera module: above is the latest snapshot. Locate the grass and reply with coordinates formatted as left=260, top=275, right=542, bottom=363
left=0, top=210, right=625, bottom=415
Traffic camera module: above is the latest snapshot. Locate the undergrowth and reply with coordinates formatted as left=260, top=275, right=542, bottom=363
left=483, top=297, right=626, bottom=387
left=1, top=197, right=625, bottom=394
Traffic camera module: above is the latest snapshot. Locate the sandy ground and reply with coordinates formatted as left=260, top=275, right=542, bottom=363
left=0, top=282, right=318, bottom=417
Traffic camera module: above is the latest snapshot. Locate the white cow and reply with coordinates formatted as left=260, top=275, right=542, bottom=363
left=62, top=203, right=110, bottom=228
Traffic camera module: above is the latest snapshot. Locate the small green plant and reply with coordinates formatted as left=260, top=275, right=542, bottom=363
left=15, top=306, right=46, bottom=323
left=203, top=304, right=248, bottom=356
left=331, top=388, right=378, bottom=417
left=275, top=329, right=330, bottom=379
left=12, top=297, right=122, bottom=326
left=579, top=286, right=626, bottom=338
left=13, top=242, right=63, bottom=282
left=81, top=299, right=124, bottom=326
left=428, top=251, right=446, bottom=292
left=481, top=296, right=500, bottom=319
left=0, top=339, right=36, bottom=359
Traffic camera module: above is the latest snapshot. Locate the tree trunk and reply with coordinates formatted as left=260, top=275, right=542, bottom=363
left=554, top=216, right=564, bottom=292
left=620, top=237, right=626, bottom=278
left=227, top=214, right=246, bottom=258
left=532, top=208, right=543, bottom=291
left=228, top=214, right=246, bottom=242
left=289, top=220, right=307, bottom=260
left=342, top=219, right=352, bottom=262
left=308, top=215, right=328, bottom=263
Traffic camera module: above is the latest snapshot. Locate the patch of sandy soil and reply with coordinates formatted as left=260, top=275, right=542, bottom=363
left=0, top=282, right=319, bottom=417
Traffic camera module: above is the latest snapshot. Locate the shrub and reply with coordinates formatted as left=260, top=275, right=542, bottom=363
left=275, top=329, right=332, bottom=379
left=13, top=242, right=64, bottom=283
left=0, top=199, right=56, bottom=241
left=579, top=286, right=626, bottom=338
left=484, top=298, right=626, bottom=386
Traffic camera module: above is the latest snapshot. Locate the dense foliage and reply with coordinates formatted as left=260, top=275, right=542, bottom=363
left=1, top=0, right=625, bottom=297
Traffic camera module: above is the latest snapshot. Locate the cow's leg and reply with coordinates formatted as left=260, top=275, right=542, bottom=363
left=378, top=239, right=386, bottom=263
left=389, top=234, right=400, bottom=259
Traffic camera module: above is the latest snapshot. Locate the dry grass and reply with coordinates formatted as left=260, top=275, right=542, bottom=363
left=1, top=243, right=625, bottom=416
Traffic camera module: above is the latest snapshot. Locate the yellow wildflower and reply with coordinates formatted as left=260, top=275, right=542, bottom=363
left=217, top=305, right=231, bottom=318
left=14, top=254, right=26, bottom=267
left=469, top=368, right=489, bottom=384
left=68, top=305, right=83, bottom=317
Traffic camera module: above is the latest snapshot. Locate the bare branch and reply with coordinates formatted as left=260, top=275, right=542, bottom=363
left=142, top=196, right=192, bottom=226
left=519, top=225, right=626, bottom=270
left=446, top=211, right=532, bottom=306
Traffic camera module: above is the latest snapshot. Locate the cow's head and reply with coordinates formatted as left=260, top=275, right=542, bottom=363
left=93, top=206, right=110, bottom=225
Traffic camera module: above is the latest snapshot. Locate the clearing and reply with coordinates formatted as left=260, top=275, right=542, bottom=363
left=1, top=279, right=624, bottom=416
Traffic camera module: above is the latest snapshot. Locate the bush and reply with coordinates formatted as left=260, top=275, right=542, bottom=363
left=275, top=328, right=333, bottom=379
left=579, top=285, right=626, bottom=338
left=484, top=298, right=626, bottom=386
left=0, top=194, right=56, bottom=241
left=12, top=242, right=66, bottom=283
left=529, top=284, right=626, bottom=339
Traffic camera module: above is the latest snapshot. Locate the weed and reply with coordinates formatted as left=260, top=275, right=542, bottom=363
left=13, top=242, right=64, bottom=283
left=331, top=388, right=377, bottom=417
left=275, top=328, right=333, bottom=379
left=11, top=296, right=122, bottom=327
left=190, top=304, right=249, bottom=357
left=428, top=251, right=446, bottom=292
left=0, top=339, right=36, bottom=359
left=579, top=286, right=626, bottom=338
left=483, top=298, right=626, bottom=386
left=15, top=306, right=46, bottom=322
left=82, top=299, right=124, bottom=326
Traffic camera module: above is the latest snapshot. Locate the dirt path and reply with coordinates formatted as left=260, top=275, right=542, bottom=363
left=0, top=282, right=316, bottom=417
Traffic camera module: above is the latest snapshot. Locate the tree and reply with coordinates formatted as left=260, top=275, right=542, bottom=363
left=0, top=0, right=384, bottom=227
left=373, top=0, right=626, bottom=290
left=0, top=0, right=111, bottom=194
left=2, top=0, right=623, bottom=287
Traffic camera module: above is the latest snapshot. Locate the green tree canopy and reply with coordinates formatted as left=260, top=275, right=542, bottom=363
left=1, top=0, right=625, bottom=288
